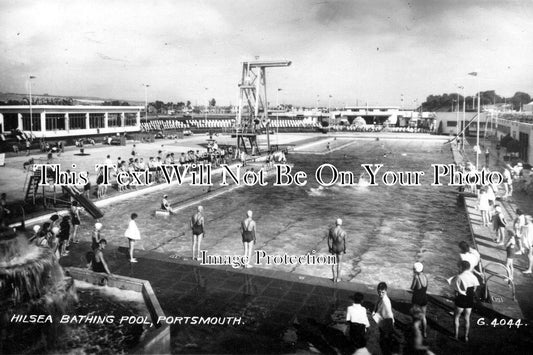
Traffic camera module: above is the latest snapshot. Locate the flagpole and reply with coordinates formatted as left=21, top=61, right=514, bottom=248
left=462, top=89, right=465, bottom=151
left=476, top=77, right=480, bottom=170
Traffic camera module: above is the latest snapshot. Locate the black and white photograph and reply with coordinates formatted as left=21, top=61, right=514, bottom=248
left=1, top=0, right=533, bottom=354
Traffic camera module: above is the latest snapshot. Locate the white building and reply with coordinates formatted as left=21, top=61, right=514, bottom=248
left=0, top=105, right=143, bottom=138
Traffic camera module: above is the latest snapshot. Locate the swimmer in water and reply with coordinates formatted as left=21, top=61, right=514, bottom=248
left=359, top=173, right=370, bottom=185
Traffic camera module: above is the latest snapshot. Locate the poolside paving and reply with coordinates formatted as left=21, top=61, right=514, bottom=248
left=58, top=238, right=533, bottom=354
left=452, top=140, right=533, bottom=322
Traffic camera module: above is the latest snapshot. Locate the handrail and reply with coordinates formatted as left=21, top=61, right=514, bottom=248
left=483, top=261, right=516, bottom=301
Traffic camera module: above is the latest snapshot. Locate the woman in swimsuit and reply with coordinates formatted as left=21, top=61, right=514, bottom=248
left=70, top=201, right=82, bottom=243
left=328, top=218, right=346, bottom=282
left=410, top=262, right=428, bottom=338
left=190, top=206, right=205, bottom=260
left=92, top=239, right=111, bottom=274
left=241, top=210, right=256, bottom=268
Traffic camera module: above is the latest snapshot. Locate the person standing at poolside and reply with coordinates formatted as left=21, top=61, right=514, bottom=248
left=70, top=201, right=82, bottom=244
left=346, top=292, right=370, bottom=349
left=190, top=206, right=205, bottom=260
left=241, top=210, right=256, bottom=268
left=513, top=209, right=526, bottom=255
left=522, top=215, right=533, bottom=274
left=0, top=193, right=10, bottom=227
left=493, top=205, right=507, bottom=244
left=124, top=213, right=141, bottom=263
left=410, top=262, right=428, bottom=338
left=328, top=218, right=346, bottom=282
left=503, top=167, right=512, bottom=198
left=505, top=231, right=516, bottom=282
left=450, top=260, right=479, bottom=342
left=92, top=239, right=111, bottom=275
left=373, top=282, right=395, bottom=355
left=92, top=222, right=103, bottom=250
left=477, top=187, right=490, bottom=227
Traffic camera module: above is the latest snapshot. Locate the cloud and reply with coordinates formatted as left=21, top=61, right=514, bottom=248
left=0, top=0, right=532, bottom=105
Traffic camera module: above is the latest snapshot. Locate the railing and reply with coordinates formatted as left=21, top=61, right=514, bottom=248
left=483, top=261, right=516, bottom=301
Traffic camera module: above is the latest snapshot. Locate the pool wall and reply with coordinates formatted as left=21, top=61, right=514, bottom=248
left=65, top=267, right=171, bottom=355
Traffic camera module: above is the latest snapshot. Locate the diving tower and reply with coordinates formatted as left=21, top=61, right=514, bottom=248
left=235, top=60, right=291, bottom=154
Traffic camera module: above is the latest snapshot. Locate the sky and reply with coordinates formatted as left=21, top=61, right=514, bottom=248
left=1, top=0, right=533, bottom=107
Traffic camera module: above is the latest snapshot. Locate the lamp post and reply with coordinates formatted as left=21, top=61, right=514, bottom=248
left=276, top=88, right=282, bottom=142
left=456, top=85, right=465, bottom=151
left=468, top=72, right=480, bottom=169
left=204, top=87, right=208, bottom=129
left=142, top=84, right=150, bottom=124
left=328, top=95, right=332, bottom=127
left=413, top=99, right=418, bottom=129
left=29, top=75, right=36, bottom=136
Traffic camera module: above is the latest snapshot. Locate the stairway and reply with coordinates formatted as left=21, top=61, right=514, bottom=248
left=24, top=169, right=41, bottom=204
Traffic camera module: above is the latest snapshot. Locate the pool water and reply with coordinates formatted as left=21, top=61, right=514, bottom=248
left=77, top=137, right=468, bottom=297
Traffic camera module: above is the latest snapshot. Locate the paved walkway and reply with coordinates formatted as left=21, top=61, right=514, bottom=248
left=59, top=241, right=533, bottom=354
left=451, top=140, right=533, bottom=321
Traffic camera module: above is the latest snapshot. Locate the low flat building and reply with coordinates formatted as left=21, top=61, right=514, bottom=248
left=0, top=105, right=143, bottom=138
left=494, top=113, right=533, bottom=164
left=434, top=112, right=487, bottom=136
left=341, top=106, right=401, bottom=125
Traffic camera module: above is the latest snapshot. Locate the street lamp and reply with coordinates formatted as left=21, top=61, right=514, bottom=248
left=276, top=88, right=282, bottom=143
left=468, top=71, right=480, bottom=169
left=142, top=84, right=150, bottom=124
left=457, top=85, right=465, bottom=151
left=328, top=95, right=332, bottom=127
left=204, top=87, right=208, bottom=129
left=29, top=75, right=36, bottom=136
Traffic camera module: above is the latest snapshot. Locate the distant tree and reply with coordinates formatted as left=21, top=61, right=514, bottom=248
left=209, top=98, right=216, bottom=107
left=509, top=92, right=531, bottom=111
left=480, top=90, right=503, bottom=105
left=154, top=100, right=165, bottom=112
left=186, top=100, right=191, bottom=108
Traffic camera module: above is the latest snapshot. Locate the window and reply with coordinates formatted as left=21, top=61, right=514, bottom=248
left=124, top=113, right=137, bottom=126
left=69, top=113, right=86, bottom=129
left=22, top=113, right=42, bottom=131
left=89, top=113, right=105, bottom=128
left=446, top=121, right=457, bottom=127
left=107, top=113, right=121, bottom=127
left=3, top=113, right=19, bottom=132
left=45, top=114, right=65, bottom=131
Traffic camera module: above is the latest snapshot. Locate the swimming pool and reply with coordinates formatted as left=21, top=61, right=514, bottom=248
left=77, top=137, right=468, bottom=297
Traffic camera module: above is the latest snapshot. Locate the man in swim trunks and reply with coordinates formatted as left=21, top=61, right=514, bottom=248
left=241, top=210, right=256, bottom=268
left=190, top=206, right=205, bottom=260
left=328, top=218, right=346, bottom=282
